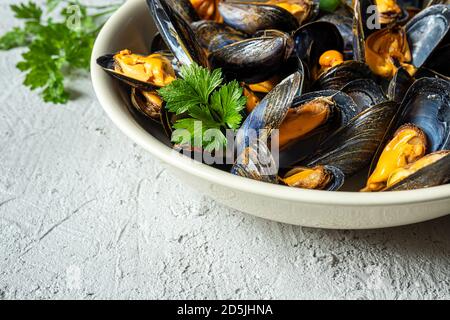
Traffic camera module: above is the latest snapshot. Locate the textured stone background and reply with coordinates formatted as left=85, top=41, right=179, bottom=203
left=1, top=0, right=449, bottom=300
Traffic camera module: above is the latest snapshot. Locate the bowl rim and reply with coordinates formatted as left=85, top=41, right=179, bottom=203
left=91, top=0, right=450, bottom=207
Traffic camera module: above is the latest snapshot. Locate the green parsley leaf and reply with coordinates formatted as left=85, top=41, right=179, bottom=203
left=0, top=0, right=122, bottom=104
left=0, top=27, right=29, bottom=50
left=159, top=64, right=223, bottom=114
left=11, top=2, right=42, bottom=20
left=159, top=63, right=247, bottom=151
left=210, top=80, right=246, bottom=130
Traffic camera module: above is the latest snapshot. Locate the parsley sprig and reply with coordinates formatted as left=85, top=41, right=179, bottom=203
left=158, top=64, right=247, bottom=152
left=0, top=1, right=121, bottom=104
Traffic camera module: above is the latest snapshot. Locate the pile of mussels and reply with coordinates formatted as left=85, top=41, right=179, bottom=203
left=97, top=0, right=450, bottom=192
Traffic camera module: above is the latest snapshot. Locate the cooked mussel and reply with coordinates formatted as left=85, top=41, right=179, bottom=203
left=392, top=78, right=450, bottom=152
left=357, top=0, right=407, bottom=31
left=236, top=72, right=303, bottom=153
left=130, top=88, right=164, bottom=120
left=218, top=1, right=300, bottom=34
left=361, top=124, right=427, bottom=191
left=232, top=72, right=303, bottom=182
left=373, top=0, right=404, bottom=25
left=280, top=165, right=345, bottom=191
left=363, top=77, right=450, bottom=191
left=386, top=151, right=450, bottom=191
left=209, top=33, right=294, bottom=84
left=278, top=90, right=359, bottom=168
left=96, top=50, right=176, bottom=91
left=231, top=140, right=279, bottom=183
left=365, top=26, right=414, bottom=79
left=300, top=101, right=399, bottom=176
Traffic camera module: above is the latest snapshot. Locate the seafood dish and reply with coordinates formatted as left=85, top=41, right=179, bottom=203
left=97, top=0, right=450, bottom=192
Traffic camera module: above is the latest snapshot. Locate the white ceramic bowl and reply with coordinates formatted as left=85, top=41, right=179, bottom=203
left=91, top=0, right=450, bottom=229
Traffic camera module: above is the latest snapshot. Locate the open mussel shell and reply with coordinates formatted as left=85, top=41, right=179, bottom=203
left=293, top=90, right=359, bottom=125
left=294, top=21, right=344, bottom=68
left=218, top=1, right=299, bottom=34
left=406, top=4, right=450, bottom=68
left=130, top=88, right=162, bottom=120
left=388, top=77, right=450, bottom=152
left=366, top=77, right=450, bottom=185
left=341, top=79, right=387, bottom=114
left=352, top=0, right=408, bottom=61
left=300, top=101, right=399, bottom=176
left=386, top=151, right=450, bottom=191
left=96, top=51, right=178, bottom=91
left=314, top=61, right=373, bottom=91
left=209, top=34, right=294, bottom=84
left=236, top=72, right=303, bottom=155
left=280, top=165, right=345, bottom=191
left=97, top=54, right=158, bottom=91
left=387, top=67, right=415, bottom=103
left=147, top=0, right=208, bottom=67
left=231, top=140, right=278, bottom=184
left=191, top=21, right=247, bottom=51
left=279, top=90, right=359, bottom=168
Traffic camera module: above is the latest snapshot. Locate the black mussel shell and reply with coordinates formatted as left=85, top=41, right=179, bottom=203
left=352, top=0, right=365, bottom=62
left=147, top=0, right=208, bottom=67
left=191, top=21, right=246, bottom=52
left=301, top=101, right=399, bottom=176
left=279, top=90, right=359, bottom=168
left=163, top=0, right=200, bottom=23
left=406, top=4, right=450, bottom=68
left=97, top=54, right=156, bottom=91
left=386, top=152, right=450, bottom=191
left=387, top=67, right=415, bottom=104
left=324, top=165, right=346, bottom=191
left=314, top=61, right=373, bottom=91
left=294, top=21, right=344, bottom=69
left=342, top=79, right=387, bottom=114
left=130, top=88, right=162, bottom=120
left=96, top=51, right=177, bottom=91
left=389, top=77, right=450, bottom=152
left=231, top=139, right=279, bottom=184
left=281, top=165, right=346, bottom=191
left=293, top=90, right=359, bottom=130
left=219, top=2, right=299, bottom=35
left=209, top=35, right=293, bottom=84
left=236, top=72, right=303, bottom=155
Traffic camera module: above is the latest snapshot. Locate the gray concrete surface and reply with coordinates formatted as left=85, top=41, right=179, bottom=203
left=1, top=0, right=449, bottom=300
